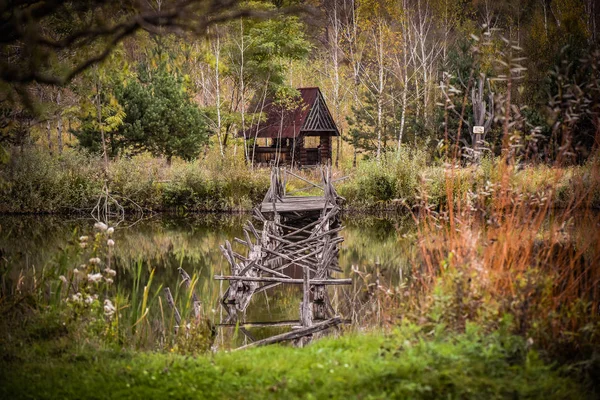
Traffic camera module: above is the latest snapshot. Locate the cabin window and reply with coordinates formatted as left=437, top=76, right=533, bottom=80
left=270, top=138, right=291, bottom=147
left=303, top=136, right=320, bottom=148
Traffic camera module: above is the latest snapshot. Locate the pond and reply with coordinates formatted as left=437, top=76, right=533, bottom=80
left=0, top=213, right=419, bottom=347
left=3, top=211, right=597, bottom=348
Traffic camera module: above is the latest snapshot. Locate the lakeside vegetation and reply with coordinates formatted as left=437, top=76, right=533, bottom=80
left=2, top=147, right=599, bottom=213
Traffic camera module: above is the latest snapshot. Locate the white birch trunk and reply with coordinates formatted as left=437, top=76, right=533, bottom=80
left=46, top=120, right=53, bottom=154
left=239, top=19, right=248, bottom=163
left=376, top=22, right=384, bottom=160
left=214, top=30, right=224, bottom=158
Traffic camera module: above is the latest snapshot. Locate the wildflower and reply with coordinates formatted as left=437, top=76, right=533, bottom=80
left=105, top=278, right=113, bottom=285
left=104, top=267, right=116, bottom=277
left=87, top=273, right=103, bottom=283
left=89, top=257, right=101, bottom=265
left=85, top=295, right=95, bottom=305
left=79, top=242, right=87, bottom=249
left=107, top=239, right=115, bottom=247
left=79, top=236, right=89, bottom=242
left=94, top=222, right=108, bottom=231
left=59, top=275, right=68, bottom=284
left=104, top=299, right=116, bottom=318
left=107, top=227, right=114, bottom=235
left=71, top=293, right=82, bottom=303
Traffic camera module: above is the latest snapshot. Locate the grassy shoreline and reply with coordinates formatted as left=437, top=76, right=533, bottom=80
left=1, top=148, right=599, bottom=214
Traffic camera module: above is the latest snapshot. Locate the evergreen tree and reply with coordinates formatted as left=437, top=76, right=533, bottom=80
left=75, top=61, right=210, bottom=163
left=117, top=63, right=210, bottom=163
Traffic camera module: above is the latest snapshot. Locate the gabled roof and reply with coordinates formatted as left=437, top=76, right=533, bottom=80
left=246, top=87, right=339, bottom=139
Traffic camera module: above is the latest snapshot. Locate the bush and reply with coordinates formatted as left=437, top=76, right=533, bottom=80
left=2, top=146, right=599, bottom=213
left=339, top=148, right=426, bottom=208
left=0, top=148, right=103, bottom=213
left=0, top=148, right=270, bottom=213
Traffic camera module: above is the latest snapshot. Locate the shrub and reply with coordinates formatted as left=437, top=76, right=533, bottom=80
left=339, top=148, right=426, bottom=208
left=0, top=147, right=271, bottom=213
left=0, top=148, right=103, bottom=213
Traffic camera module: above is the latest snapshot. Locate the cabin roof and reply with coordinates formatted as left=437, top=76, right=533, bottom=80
left=246, top=87, right=339, bottom=139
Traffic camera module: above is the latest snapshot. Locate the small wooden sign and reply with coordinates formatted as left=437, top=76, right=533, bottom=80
left=473, top=126, right=484, bottom=134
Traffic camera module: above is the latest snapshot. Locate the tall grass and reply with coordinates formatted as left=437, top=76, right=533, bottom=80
left=0, top=224, right=217, bottom=356
left=406, top=149, right=600, bottom=388
left=337, top=149, right=600, bottom=211
left=0, top=148, right=270, bottom=213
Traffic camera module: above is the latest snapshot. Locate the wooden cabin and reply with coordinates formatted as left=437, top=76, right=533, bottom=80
left=245, top=87, right=339, bottom=167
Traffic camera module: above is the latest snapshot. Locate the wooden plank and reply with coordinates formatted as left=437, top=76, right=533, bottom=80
left=280, top=195, right=326, bottom=202
left=234, top=317, right=342, bottom=350
left=214, top=275, right=352, bottom=285
left=218, top=320, right=301, bottom=328
left=261, top=200, right=333, bottom=213
left=163, top=287, right=181, bottom=328
left=178, top=268, right=200, bottom=319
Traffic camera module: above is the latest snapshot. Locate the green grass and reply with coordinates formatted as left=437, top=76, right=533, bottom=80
left=0, top=325, right=584, bottom=399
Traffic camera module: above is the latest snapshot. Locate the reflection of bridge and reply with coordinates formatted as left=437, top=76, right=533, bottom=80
left=214, top=167, right=349, bottom=349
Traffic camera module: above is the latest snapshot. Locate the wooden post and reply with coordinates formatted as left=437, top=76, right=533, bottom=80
left=178, top=267, right=201, bottom=319
left=163, top=287, right=181, bottom=332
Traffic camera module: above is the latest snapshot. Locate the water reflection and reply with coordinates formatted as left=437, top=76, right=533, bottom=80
left=0, top=213, right=417, bottom=346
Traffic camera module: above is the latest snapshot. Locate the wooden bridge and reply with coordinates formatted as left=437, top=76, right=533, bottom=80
left=214, top=167, right=349, bottom=348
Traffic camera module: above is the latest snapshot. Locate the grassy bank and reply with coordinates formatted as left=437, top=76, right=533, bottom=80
left=1, top=147, right=599, bottom=213
left=0, top=324, right=585, bottom=399
left=0, top=148, right=270, bottom=213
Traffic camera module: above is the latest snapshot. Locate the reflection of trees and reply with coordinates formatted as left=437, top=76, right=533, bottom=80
left=341, top=215, right=418, bottom=282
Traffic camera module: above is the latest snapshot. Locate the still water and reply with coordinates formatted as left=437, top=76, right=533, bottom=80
left=0, top=213, right=418, bottom=343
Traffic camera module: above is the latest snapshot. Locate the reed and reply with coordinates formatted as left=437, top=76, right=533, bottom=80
left=411, top=145, right=600, bottom=380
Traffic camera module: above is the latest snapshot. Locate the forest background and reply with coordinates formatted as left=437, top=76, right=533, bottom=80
left=1, top=0, right=599, bottom=213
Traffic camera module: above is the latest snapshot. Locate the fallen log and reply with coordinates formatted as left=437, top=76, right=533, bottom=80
left=217, top=318, right=351, bottom=328
left=234, top=317, right=342, bottom=350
